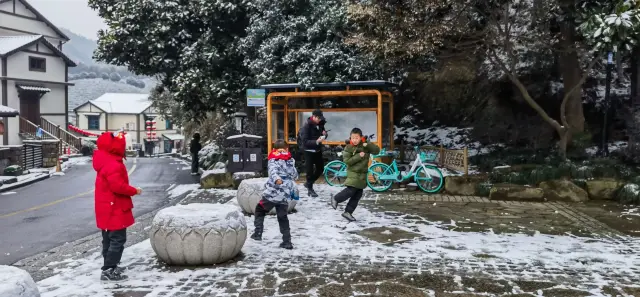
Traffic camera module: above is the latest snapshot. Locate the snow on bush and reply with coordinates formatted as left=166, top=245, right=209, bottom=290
left=0, top=265, right=40, bottom=297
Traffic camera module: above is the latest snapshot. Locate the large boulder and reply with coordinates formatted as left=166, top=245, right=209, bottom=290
left=445, top=175, right=485, bottom=196
left=0, top=265, right=40, bottom=297
left=232, top=172, right=261, bottom=189
left=616, top=183, right=640, bottom=204
left=200, top=169, right=233, bottom=189
left=489, top=183, right=544, bottom=202
left=149, top=203, right=247, bottom=265
left=237, top=178, right=297, bottom=214
left=539, top=179, right=588, bottom=202
left=586, top=178, right=624, bottom=200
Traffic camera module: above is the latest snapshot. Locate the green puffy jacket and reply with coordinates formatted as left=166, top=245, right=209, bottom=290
left=342, top=141, right=381, bottom=189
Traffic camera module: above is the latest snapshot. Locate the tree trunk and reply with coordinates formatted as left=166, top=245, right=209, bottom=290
left=627, top=45, right=640, bottom=161
left=557, top=1, right=585, bottom=135
left=558, top=128, right=569, bottom=159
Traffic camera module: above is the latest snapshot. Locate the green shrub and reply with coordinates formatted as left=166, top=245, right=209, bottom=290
left=571, top=178, right=587, bottom=189
left=616, top=183, right=640, bottom=204
left=475, top=182, right=492, bottom=197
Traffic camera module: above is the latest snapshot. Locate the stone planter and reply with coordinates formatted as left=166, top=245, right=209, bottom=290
left=0, top=265, right=40, bottom=297
left=237, top=178, right=297, bottom=214
left=200, top=169, right=233, bottom=189
left=149, top=203, right=247, bottom=265
left=586, top=178, right=623, bottom=200
left=232, top=172, right=261, bottom=189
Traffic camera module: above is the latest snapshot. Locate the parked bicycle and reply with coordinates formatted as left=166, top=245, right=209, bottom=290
left=323, top=135, right=377, bottom=187
left=366, top=146, right=444, bottom=193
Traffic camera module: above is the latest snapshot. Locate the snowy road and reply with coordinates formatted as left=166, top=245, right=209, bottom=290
left=0, top=157, right=195, bottom=265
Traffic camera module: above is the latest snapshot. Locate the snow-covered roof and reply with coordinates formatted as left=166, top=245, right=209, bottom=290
left=226, top=134, right=262, bottom=140
left=0, top=105, right=18, bottom=117
left=0, top=35, right=41, bottom=55
left=16, top=85, right=51, bottom=93
left=89, top=93, right=151, bottom=114
left=0, top=35, right=76, bottom=66
left=162, top=133, right=185, bottom=141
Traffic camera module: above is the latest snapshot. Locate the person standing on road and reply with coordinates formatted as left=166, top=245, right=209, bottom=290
left=190, top=133, right=202, bottom=176
left=299, top=109, right=327, bottom=197
left=93, top=131, right=142, bottom=281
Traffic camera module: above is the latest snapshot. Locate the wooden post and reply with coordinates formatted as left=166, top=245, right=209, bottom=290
left=463, top=147, right=469, bottom=176
left=399, top=139, right=405, bottom=163
left=439, top=145, right=445, bottom=166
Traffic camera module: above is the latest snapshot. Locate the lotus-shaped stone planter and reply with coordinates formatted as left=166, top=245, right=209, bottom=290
left=236, top=178, right=297, bottom=214
left=149, top=203, right=247, bottom=265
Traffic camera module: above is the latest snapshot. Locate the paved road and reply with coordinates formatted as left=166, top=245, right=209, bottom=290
left=0, top=157, right=196, bottom=265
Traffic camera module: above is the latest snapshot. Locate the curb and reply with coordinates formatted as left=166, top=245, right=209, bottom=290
left=0, top=174, right=51, bottom=193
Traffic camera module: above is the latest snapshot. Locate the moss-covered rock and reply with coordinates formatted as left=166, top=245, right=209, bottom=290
left=200, top=170, right=233, bottom=189
left=585, top=178, right=624, bottom=200
left=445, top=175, right=486, bottom=196
left=616, top=183, right=640, bottom=204
left=489, top=183, right=544, bottom=202
left=539, top=179, right=588, bottom=202
left=475, top=182, right=492, bottom=197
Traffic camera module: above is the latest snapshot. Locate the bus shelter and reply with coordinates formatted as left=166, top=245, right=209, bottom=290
left=262, top=80, right=397, bottom=152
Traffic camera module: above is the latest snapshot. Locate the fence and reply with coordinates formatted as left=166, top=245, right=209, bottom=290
left=22, top=143, right=43, bottom=170
left=394, top=144, right=468, bottom=176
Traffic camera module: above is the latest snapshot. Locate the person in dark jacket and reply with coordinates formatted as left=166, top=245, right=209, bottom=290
left=299, top=109, right=327, bottom=197
left=330, top=128, right=379, bottom=222
left=190, top=133, right=202, bottom=175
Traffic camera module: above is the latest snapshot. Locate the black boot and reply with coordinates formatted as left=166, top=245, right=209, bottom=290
left=100, top=267, right=128, bottom=281
left=279, top=241, right=293, bottom=249
left=342, top=212, right=356, bottom=222
left=251, top=230, right=262, bottom=241
left=330, top=194, right=338, bottom=210
left=305, top=183, right=318, bottom=197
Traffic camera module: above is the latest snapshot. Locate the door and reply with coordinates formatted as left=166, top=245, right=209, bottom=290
left=19, top=93, right=40, bottom=125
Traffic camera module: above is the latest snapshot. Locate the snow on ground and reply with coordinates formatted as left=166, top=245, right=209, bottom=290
left=166, top=184, right=201, bottom=199
left=586, top=141, right=628, bottom=156
left=37, top=184, right=640, bottom=296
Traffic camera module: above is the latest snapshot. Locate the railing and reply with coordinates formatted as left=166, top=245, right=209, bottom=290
left=19, top=117, right=57, bottom=140
left=40, top=117, right=82, bottom=152
left=395, top=144, right=469, bottom=176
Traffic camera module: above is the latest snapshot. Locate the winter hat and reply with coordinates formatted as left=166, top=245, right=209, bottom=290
left=96, top=132, right=113, bottom=151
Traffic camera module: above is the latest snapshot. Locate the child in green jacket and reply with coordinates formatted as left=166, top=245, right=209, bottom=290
left=330, top=128, right=380, bottom=221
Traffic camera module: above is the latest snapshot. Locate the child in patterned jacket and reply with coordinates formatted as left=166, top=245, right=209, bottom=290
left=251, top=139, right=299, bottom=249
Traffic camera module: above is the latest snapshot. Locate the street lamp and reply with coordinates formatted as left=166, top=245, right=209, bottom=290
left=234, top=112, right=247, bottom=134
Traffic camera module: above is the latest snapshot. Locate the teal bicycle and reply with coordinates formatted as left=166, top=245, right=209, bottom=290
left=366, top=147, right=444, bottom=193
left=323, top=154, right=379, bottom=187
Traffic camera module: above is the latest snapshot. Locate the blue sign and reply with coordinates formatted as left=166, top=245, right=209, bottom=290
left=608, top=52, right=613, bottom=64
left=247, top=89, right=266, bottom=107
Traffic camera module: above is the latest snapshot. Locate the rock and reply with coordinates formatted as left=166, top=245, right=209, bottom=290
left=616, top=183, right=640, bottom=204
left=445, top=175, right=484, bottom=196
left=489, top=183, right=544, bottom=202
left=586, top=178, right=623, bottom=200
left=237, top=178, right=297, bottom=214
left=0, top=265, right=40, bottom=297
left=200, top=169, right=233, bottom=189
left=149, top=203, right=247, bottom=265
left=232, top=172, right=261, bottom=189
left=214, top=162, right=226, bottom=169
left=539, top=179, right=588, bottom=202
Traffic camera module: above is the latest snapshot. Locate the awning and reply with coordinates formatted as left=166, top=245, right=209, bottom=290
left=0, top=105, right=18, bottom=117
left=16, top=85, right=51, bottom=93
left=163, top=133, right=185, bottom=141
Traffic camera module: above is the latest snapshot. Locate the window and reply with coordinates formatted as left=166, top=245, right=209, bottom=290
left=28, top=56, right=46, bottom=72
left=87, top=115, right=100, bottom=130
left=165, top=119, right=173, bottom=130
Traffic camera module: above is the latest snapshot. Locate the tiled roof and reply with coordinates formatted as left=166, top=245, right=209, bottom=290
left=16, top=85, right=51, bottom=92
left=0, top=105, right=19, bottom=117
left=0, top=35, right=41, bottom=55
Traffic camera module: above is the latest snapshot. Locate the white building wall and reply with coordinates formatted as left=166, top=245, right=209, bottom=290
left=6, top=48, right=67, bottom=83
left=0, top=1, right=66, bottom=46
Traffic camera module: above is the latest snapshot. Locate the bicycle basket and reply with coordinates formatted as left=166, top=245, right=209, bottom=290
left=420, top=151, right=438, bottom=162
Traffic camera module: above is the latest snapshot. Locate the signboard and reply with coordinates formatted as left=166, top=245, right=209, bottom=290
left=233, top=154, right=240, bottom=162
left=608, top=52, right=613, bottom=64
left=247, top=89, right=266, bottom=107
left=250, top=153, right=257, bottom=162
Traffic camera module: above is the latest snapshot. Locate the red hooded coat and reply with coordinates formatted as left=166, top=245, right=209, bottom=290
left=93, top=132, right=137, bottom=230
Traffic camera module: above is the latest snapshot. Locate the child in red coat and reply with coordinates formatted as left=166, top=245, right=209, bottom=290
left=93, top=131, right=141, bottom=281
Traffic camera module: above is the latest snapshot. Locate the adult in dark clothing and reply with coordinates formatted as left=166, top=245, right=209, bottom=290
left=299, top=109, right=327, bottom=197
left=190, top=133, right=202, bottom=175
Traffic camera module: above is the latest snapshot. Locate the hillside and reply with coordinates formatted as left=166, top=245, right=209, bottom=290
left=68, top=78, right=149, bottom=122
left=60, top=28, right=97, bottom=66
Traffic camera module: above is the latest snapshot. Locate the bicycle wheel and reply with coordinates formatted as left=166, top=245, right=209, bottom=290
left=415, top=165, right=444, bottom=193
left=324, top=160, right=347, bottom=187
left=367, top=163, right=393, bottom=192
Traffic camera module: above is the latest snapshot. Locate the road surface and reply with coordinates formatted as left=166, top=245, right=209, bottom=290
left=0, top=157, right=196, bottom=265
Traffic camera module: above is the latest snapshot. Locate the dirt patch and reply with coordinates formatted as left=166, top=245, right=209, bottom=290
left=356, top=226, right=423, bottom=244
left=622, top=286, right=640, bottom=296
left=573, top=203, right=640, bottom=237
left=317, top=284, right=354, bottom=297
left=542, top=288, right=591, bottom=297
left=342, top=270, right=403, bottom=284
left=362, top=200, right=594, bottom=237
left=472, top=253, right=498, bottom=259
left=377, top=281, right=429, bottom=297
left=399, top=274, right=459, bottom=291
left=112, top=292, right=152, bottom=297
left=513, top=280, right=556, bottom=291
left=238, top=289, right=276, bottom=297
left=461, top=277, right=512, bottom=294
left=278, top=277, right=327, bottom=294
